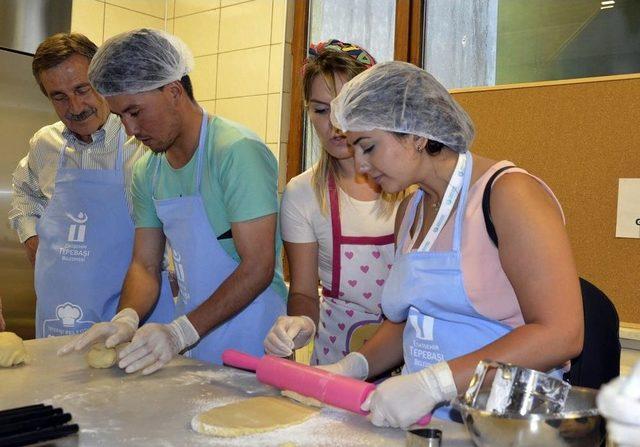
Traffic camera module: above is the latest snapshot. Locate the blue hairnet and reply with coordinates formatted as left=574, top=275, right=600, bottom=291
left=88, top=28, right=194, bottom=96
left=330, top=61, right=474, bottom=153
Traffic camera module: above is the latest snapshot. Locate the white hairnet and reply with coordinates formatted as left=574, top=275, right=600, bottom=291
left=330, top=61, right=474, bottom=153
left=88, top=28, right=194, bottom=96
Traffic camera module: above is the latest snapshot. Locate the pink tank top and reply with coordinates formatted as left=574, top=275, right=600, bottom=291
left=402, top=161, right=564, bottom=329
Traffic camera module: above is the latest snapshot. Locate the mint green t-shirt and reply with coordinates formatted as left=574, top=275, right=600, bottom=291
left=131, top=116, right=287, bottom=300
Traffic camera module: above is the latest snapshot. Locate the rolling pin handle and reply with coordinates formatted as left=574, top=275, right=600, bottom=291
left=416, top=413, right=433, bottom=426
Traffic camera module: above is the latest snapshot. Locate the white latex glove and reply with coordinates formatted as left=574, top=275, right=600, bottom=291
left=263, top=315, right=316, bottom=357
left=57, top=308, right=139, bottom=355
left=605, top=421, right=640, bottom=447
left=597, top=361, right=640, bottom=447
left=361, top=362, right=458, bottom=429
left=117, top=315, right=200, bottom=375
left=316, top=351, right=369, bottom=381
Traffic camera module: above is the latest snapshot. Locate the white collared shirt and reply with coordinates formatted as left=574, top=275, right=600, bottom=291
left=9, top=114, right=146, bottom=242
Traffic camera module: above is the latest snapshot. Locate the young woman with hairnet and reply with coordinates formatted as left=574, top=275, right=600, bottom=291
left=263, top=40, right=407, bottom=369
left=321, top=61, right=584, bottom=428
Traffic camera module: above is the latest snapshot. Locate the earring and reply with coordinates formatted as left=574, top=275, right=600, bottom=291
left=416, top=143, right=425, bottom=153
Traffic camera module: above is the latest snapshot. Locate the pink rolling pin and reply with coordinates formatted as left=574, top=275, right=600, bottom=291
left=221, top=349, right=432, bottom=426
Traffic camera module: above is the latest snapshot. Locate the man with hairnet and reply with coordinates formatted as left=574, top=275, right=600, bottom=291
left=7, top=33, right=174, bottom=338
left=59, top=29, right=286, bottom=374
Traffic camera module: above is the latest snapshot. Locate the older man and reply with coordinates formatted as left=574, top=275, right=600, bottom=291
left=7, top=33, right=174, bottom=338
left=59, top=29, right=286, bottom=374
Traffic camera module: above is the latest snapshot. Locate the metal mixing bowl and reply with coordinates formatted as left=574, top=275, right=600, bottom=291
left=452, top=386, right=604, bottom=447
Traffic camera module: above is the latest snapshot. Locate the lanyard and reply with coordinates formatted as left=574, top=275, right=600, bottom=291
left=408, top=152, right=468, bottom=253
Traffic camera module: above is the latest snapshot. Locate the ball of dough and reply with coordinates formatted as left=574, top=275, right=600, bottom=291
left=86, top=342, right=130, bottom=369
left=0, top=332, right=27, bottom=367
left=86, top=343, right=117, bottom=368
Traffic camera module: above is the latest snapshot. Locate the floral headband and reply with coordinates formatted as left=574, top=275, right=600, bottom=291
left=306, top=39, right=376, bottom=70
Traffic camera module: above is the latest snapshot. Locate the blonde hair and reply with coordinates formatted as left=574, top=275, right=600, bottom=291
left=303, top=50, right=406, bottom=217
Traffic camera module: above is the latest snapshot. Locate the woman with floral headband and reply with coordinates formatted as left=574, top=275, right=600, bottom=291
left=263, top=40, right=406, bottom=369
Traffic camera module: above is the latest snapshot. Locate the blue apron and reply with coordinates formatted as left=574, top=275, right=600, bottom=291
left=382, top=153, right=509, bottom=420
left=383, top=153, right=564, bottom=420
left=151, top=113, right=284, bottom=364
left=35, top=130, right=175, bottom=338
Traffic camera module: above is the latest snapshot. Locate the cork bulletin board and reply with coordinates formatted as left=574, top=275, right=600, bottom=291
left=451, top=74, right=640, bottom=324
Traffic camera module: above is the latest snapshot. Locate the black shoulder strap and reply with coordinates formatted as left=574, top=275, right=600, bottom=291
left=217, top=228, right=233, bottom=240
left=482, top=166, right=517, bottom=248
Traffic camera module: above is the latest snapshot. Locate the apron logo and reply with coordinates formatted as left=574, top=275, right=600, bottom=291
left=172, top=249, right=189, bottom=300
left=42, top=302, right=95, bottom=337
left=66, top=212, right=88, bottom=242
left=59, top=212, right=91, bottom=262
left=173, top=250, right=185, bottom=282
left=57, top=302, right=82, bottom=326
left=408, top=313, right=435, bottom=341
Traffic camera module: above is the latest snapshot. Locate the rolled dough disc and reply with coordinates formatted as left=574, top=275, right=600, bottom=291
left=281, top=390, right=323, bottom=408
left=85, top=342, right=129, bottom=369
left=191, top=396, right=319, bottom=438
left=0, top=332, right=26, bottom=367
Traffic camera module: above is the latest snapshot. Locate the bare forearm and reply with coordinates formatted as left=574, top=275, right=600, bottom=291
left=188, top=260, right=273, bottom=337
left=118, top=262, right=161, bottom=320
left=359, top=320, right=405, bottom=378
left=23, top=236, right=39, bottom=267
left=448, top=322, right=582, bottom=392
left=287, top=293, right=320, bottom=325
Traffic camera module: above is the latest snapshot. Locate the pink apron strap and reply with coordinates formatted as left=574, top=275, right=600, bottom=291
left=325, top=174, right=395, bottom=298
left=327, top=173, right=342, bottom=298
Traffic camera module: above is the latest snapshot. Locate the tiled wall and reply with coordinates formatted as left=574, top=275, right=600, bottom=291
left=71, top=0, right=167, bottom=47
left=71, top=0, right=293, bottom=188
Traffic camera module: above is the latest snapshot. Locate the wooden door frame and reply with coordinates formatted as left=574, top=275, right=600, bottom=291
left=394, top=0, right=425, bottom=67
left=285, top=0, right=310, bottom=182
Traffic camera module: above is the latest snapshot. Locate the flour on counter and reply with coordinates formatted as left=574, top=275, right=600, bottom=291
left=172, top=368, right=250, bottom=385
left=172, top=368, right=266, bottom=394
left=6, top=337, right=412, bottom=447
left=182, top=405, right=398, bottom=447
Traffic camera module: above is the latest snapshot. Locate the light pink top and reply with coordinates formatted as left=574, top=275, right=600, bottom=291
left=401, top=161, right=564, bottom=329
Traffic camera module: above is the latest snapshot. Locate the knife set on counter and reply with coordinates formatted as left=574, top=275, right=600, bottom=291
left=0, top=403, right=78, bottom=447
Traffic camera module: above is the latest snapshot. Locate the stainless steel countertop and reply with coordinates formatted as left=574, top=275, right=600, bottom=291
left=0, top=336, right=474, bottom=447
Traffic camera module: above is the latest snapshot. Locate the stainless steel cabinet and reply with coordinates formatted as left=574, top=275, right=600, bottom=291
left=0, top=48, right=58, bottom=339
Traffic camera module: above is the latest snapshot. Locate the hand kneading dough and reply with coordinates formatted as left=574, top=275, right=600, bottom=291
left=0, top=332, right=27, bottom=367
left=191, top=396, right=319, bottom=437
left=86, top=342, right=129, bottom=368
